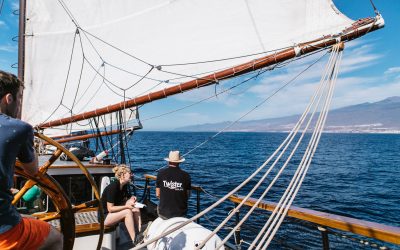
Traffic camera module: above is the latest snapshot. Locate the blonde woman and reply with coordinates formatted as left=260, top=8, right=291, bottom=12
left=100, top=164, right=141, bottom=243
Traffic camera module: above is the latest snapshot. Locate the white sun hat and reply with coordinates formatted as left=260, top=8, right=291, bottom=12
left=164, top=151, right=185, bottom=163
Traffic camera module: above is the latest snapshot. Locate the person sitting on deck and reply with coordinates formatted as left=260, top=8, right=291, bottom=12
left=0, top=70, right=63, bottom=249
left=101, top=164, right=141, bottom=243
left=156, top=151, right=191, bottom=220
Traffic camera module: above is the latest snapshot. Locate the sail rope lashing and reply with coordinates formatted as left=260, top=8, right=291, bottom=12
left=198, top=44, right=343, bottom=250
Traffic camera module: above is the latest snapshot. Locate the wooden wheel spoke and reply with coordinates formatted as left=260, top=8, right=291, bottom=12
left=39, top=148, right=62, bottom=173
left=34, top=212, right=61, bottom=222
left=72, top=200, right=99, bottom=213
left=12, top=179, right=37, bottom=205
left=27, top=132, right=105, bottom=250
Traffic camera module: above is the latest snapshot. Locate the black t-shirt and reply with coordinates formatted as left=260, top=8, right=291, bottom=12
left=101, top=181, right=130, bottom=215
left=156, top=166, right=191, bottom=219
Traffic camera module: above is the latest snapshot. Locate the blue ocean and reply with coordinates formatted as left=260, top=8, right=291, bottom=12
left=126, top=132, right=399, bottom=249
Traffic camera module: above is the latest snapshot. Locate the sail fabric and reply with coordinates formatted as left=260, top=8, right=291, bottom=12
left=22, top=0, right=353, bottom=131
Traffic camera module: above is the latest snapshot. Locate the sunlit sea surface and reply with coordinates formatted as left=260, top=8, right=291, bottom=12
left=124, top=132, right=399, bottom=249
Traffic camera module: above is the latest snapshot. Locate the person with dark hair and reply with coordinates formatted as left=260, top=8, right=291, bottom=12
left=156, top=151, right=191, bottom=219
left=0, top=70, right=63, bottom=249
left=101, top=164, right=141, bottom=243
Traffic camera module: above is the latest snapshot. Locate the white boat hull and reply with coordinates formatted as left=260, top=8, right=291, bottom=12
left=145, top=217, right=224, bottom=250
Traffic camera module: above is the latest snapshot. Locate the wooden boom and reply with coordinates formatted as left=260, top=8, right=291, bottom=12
left=229, top=195, right=400, bottom=245
left=38, top=16, right=384, bottom=129
left=45, top=128, right=133, bottom=145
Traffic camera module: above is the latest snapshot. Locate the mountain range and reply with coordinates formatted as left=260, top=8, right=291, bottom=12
left=175, top=96, right=400, bottom=133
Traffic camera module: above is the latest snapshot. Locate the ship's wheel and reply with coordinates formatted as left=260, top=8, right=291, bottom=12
left=12, top=132, right=104, bottom=250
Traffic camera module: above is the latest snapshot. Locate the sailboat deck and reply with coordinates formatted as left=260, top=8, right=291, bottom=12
left=43, top=208, right=114, bottom=237
left=39, top=155, right=115, bottom=175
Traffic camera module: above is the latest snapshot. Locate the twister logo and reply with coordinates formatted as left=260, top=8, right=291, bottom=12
left=163, top=180, right=183, bottom=191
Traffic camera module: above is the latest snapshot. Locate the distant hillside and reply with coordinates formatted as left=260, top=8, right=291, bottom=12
left=175, top=97, right=400, bottom=133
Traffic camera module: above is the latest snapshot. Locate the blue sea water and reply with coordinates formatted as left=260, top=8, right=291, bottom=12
left=127, top=132, right=399, bottom=249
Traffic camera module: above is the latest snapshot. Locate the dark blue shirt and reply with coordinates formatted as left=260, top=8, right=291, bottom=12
left=0, top=114, right=35, bottom=234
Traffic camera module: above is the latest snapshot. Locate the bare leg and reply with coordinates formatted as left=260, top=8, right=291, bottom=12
left=38, top=226, right=63, bottom=250
left=104, top=209, right=136, bottom=241
left=132, top=208, right=142, bottom=232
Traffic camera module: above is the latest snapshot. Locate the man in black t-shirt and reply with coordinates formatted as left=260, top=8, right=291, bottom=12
left=156, top=151, right=191, bottom=219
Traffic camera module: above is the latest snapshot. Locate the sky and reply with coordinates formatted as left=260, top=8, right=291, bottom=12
left=0, top=0, right=399, bottom=131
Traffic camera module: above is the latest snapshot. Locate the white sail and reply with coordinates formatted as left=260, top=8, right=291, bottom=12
left=22, top=0, right=353, bottom=131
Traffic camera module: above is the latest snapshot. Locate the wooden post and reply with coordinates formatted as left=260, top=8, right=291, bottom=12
left=234, top=205, right=242, bottom=249
left=196, top=189, right=200, bottom=224
left=318, top=226, right=330, bottom=250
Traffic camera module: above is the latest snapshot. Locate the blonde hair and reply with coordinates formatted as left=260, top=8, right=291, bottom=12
left=112, top=164, right=131, bottom=180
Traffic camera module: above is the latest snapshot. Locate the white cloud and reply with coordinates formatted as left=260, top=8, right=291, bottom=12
left=11, top=0, right=19, bottom=10
left=0, top=21, right=7, bottom=28
left=332, top=77, right=400, bottom=108
left=0, top=44, right=17, bottom=52
left=384, top=67, right=400, bottom=75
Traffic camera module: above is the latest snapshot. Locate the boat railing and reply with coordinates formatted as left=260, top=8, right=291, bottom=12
left=140, top=175, right=400, bottom=249
left=229, top=195, right=400, bottom=249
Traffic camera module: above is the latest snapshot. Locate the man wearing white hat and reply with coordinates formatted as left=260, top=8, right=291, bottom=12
left=156, top=151, right=191, bottom=219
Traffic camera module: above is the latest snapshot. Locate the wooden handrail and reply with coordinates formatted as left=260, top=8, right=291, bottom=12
left=229, top=195, right=400, bottom=245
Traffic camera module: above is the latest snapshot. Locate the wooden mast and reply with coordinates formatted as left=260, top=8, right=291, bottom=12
left=17, top=0, right=26, bottom=119
left=38, top=16, right=383, bottom=129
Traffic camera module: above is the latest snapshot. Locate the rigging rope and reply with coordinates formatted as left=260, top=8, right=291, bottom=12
left=208, top=46, right=342, bottom=250
left=150, top=50, right=327, bottom=174
left=256, top=46, right=343, bottom=250
left=182, top=51, right=327, bottom=158
left=369, top=0, right=379, bottom=15
left=132, top=43, right=344, bottom=250
left=0, top=0, right=4, bottom=15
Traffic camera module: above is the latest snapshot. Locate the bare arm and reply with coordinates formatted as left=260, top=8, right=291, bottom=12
left=20, top=152, right=38, bottom=176
left=156, top=187, right=160, bottom=199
